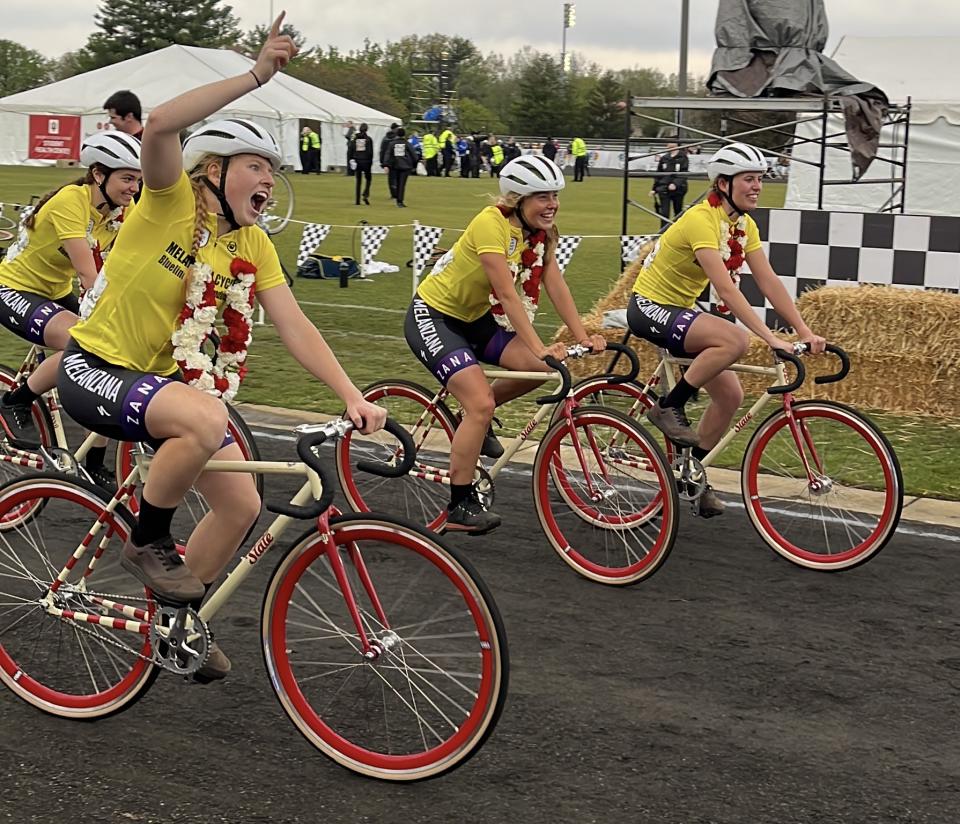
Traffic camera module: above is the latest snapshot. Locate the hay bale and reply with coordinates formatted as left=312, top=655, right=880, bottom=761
left=556, top=279, right=960, bottom=417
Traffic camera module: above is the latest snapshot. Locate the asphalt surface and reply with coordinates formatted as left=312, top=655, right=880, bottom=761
left=2, top=407, right=959, bottom=824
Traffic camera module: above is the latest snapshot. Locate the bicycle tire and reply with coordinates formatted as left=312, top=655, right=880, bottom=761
left=261, top=512, right=509, bottom=781
left=742, top=400, right=903, bottom=570
left=0, top=473, right=160, bottom=718
left=336, top=380, right=457, bottom=531
left=258, top=170, right=295, bottom=236
left=0, top=363, right=57, bottom=527
left=534, top=405, right=679, bottom=585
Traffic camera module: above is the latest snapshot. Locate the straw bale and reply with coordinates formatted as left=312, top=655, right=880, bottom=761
left=557, top=279, right=960, bottom=417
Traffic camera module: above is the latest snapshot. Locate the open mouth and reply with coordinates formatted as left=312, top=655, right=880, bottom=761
left=251, top=192, right=269, bottom=212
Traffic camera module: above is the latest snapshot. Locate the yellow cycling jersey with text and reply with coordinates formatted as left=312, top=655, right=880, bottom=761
left=417, top=206, right=526, bottom=322
left=0, top=184, right=120, bottom=300
left=71, top=171, right=284, bottom=375
left=632, top=200, right=763, bottom=307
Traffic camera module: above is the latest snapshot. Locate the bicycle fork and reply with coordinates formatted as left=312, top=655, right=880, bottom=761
left=316, top=511, right=395, bottom=661
left=782, top=396, right=831, bottom=495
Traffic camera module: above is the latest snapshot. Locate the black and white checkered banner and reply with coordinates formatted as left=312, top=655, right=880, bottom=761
left=296, top=223, right=331, bottom=267
left=728, top=208, right=960, bottom=327
left=412, top=224, right=444, bottom=276
left=555, top=235, right=582, bottom=274
left=361, top=226, right=391, bottom=269
left=621, top=234, right=655, bottom=266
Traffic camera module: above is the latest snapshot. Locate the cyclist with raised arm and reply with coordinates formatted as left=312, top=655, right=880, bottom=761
left=628, top=142, right=825, bottom=517
left=56, top=14, right=386, bottom=682
left=404, top=155, right=606, bottom=534
left=0, top=131, right=142, bottom=488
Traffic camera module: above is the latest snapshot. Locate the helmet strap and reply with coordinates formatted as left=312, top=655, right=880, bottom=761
left=515, top=199, right=536, bottom=236
left=717, top=175, right=746, bottom=218
left=95, top=168, right=119, bottom=212
left=201, top=156, right=240, bottom=232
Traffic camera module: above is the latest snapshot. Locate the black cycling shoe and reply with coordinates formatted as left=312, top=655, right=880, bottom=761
left=85, top=464, right=118, bottom=495
left=0, top=394, right=40, bottom=450
left=444, top=494, right=502, bottom=536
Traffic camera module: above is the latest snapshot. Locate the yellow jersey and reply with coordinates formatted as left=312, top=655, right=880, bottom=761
left=633, top=200, right=762, bottom=307
left=0, top=184, right=120, bottom=300
left=71, top=171, right=285, bottom=375
left=417, top=206, right=528, bottom=322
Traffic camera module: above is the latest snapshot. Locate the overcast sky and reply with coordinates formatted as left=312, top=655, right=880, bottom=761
left=6, top=0, right=960, bottom=80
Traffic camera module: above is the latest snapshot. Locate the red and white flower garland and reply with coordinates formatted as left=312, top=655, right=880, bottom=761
left=707, top=191, right=747, bottom=314
left=171, top=257, right=257, bottom=401
left=489, top=226, right=547, bottom=332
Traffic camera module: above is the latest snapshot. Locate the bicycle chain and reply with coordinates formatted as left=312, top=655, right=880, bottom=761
left=43, top=585, right=200, bottom=675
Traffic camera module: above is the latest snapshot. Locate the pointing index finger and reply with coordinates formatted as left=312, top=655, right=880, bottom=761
left=269, top=11, right=285, bottom=38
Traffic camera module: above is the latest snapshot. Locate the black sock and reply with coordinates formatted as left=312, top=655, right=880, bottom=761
left=691, top=446, right=709, bottom=462
left=131, top=496, right=177, bottom=547
left=660, top=377, right=698, bottom=409
left=85, top=445, right=107, bottom=471
left=4, top=382, right=40, bottom=407
left=449, top=483, right=473, bottom=509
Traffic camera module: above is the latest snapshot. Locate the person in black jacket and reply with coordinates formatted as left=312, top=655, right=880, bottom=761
left=542, top=137, right=558, bottom=162
left=651, top=142, right=689, bottom=231
left=348, top=122, right=374, bottom=205
left=379, top=124, right=398, bottom=200
left=385, top=127, right=417, bottom=207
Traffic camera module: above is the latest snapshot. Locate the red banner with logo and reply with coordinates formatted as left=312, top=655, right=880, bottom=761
left=27, top=114, right=81, bottom=161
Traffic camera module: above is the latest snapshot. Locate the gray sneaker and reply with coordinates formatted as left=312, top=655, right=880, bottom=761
left=121, top=537, right=205, bottom=602
left=445, top=494, right=502, bottom=535
left=194, top=641, right=231, bottom=683
left=646, top=402, right=700, bottom=448
left=697, top=485, right=725, bottom=519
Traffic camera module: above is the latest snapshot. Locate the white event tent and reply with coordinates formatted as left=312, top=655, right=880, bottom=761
left=0, top=44, right=400, bottom=170
left=786, top=36, right=960, bottom=216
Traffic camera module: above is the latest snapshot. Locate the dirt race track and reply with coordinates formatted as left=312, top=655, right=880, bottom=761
left=2, top=412, right=959, bottom=824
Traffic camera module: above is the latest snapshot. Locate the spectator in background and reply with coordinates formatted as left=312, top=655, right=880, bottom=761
left=439, top=125, right=457, bottom=177
left=651, top=141, right=689, bottom=231
left=348, top=123, right=374, bottom=205
left=343, top=120, right=355, bottom=175
left=542, top=137, right=558, bottom=162
left=457, top=135, right=471, bottom=178
left=300, top=125, right=321, bottom=174
left=103, top=90, right=144, bottom=138
left=469, top=132, right=483, bottom=178
left=570, top=136, right=587, bottom=182
left=299, top=126, right=313, bottom=174
left=503, top=137, right=521, bottom=164
left=408, top=130, right=423, bottom=173
left=385, top=127, right=417, bottom=208
left=380, top=124, right=398, bottom=200
left=487, top=135, right=504, bottom=177
left=422, top=127, right=440, bottom=177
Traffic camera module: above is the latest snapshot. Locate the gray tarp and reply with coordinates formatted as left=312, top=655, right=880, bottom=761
left=707, top=0, right=888, bottom=176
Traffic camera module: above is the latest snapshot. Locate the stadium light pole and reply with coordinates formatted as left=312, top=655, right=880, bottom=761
left=561, top=3, right=576, bottom=73
left=677, top=0, right=689, bottom=140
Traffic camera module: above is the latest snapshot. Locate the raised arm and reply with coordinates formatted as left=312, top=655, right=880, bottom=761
left=140, top=13, right=297, bottom=191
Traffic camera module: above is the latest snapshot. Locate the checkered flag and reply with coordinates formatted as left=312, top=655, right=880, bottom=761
left=413, top=224, right=444, bottom=275
left=297, top=223, right=331, bottom=267
left=554, top=235, right=582, bottom=274
left=620, top=235, right=653, bottom=267
left=361, top=225, right=391, bottom=270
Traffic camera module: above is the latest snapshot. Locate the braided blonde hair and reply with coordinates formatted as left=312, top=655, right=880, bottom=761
left=185, top=153, right=223, bottom=267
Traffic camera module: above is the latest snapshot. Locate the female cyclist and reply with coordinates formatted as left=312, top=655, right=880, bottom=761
left=0, top=131, right=142, bottom=488
left=56, top=15, right=386, bottom=682
left=629, top=142, right=825, bottom=517
left=404, top=154, right=606, bottom=535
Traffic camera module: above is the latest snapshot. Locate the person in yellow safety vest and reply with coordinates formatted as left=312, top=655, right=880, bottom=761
left=438, top=126, right=456, bottom=176
left=300, top=126, right=321, bottom=174
left=570, top=136, right=587, bottom=182
left=422, top=130, right=440, bottom=177
left=489, top=136, right=504, bottom=177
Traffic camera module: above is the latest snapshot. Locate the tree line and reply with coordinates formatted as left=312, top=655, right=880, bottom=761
left=2, top=0, right=783, bottom=144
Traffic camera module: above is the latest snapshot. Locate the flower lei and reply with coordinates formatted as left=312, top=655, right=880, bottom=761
left=707, top=191, right=747, bottom=314
left=171, top=257, right=257, bottom=401
left=489, top=218, right=547, bottom=331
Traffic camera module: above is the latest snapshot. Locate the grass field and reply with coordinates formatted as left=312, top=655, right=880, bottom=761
left=1, top=165, right=957, bottom=501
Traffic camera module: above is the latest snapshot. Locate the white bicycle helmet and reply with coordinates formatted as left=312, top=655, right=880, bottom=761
left=499, top=155, right=566, bottom=196
left=182, top=118, right=283, bottom=172
left=707, top=142, right=767, bottom=182
left=80, top=131, right=141, bottom=170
